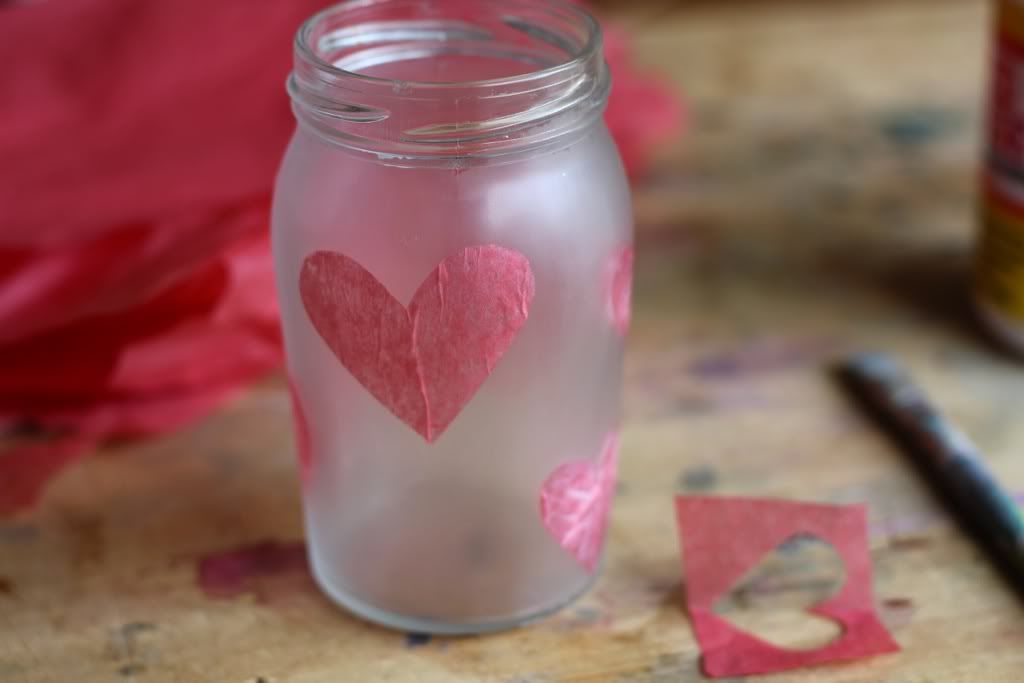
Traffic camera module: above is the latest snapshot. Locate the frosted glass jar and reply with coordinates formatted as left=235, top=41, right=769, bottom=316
left=273, top=0, right=633, bottom=634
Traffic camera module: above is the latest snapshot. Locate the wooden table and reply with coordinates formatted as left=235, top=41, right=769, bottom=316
left=4, top=0, right=1024, bottom=680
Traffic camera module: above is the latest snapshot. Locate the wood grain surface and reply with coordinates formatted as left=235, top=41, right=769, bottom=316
left=4, top=0, right=1024, bottom=681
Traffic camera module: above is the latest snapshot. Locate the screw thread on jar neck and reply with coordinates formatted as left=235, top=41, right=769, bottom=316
left=287, top=0, right=610, bottom=160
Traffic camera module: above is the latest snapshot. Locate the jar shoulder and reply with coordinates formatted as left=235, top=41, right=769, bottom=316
left=272, top=125, right=632, bottom=248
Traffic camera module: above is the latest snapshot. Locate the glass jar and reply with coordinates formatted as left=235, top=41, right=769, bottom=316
left=273, top=0, right=633, bottom=634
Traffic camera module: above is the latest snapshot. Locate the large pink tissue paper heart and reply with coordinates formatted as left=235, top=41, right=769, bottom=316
left=299, top=246, right=535, bottom=443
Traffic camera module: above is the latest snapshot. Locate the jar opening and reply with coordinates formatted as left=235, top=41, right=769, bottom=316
left=288, top=0, right=610, bottom=159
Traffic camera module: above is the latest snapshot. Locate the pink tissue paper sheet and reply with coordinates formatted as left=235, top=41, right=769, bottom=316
left=675, top=496, right=900, bottom=678
left=0, top=0, right=680, bottom=516
left=602, top=25, right=686, bottom=177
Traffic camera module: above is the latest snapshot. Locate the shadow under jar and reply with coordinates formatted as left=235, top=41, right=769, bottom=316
left=273, top=0, right=633, bottom=634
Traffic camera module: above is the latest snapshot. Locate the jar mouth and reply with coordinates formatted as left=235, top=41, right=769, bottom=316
left=297, top=0, right=600, bottom=88
left=288, top=0, right=610, bottom=159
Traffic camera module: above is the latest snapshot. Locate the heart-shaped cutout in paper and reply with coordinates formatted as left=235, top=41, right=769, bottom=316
left=300, top=246, right=535, bottom=443
left=712, top=533, right=846, bottom=652
left=675, top=497, right=900, bottom=678
left=539, top=432, right=620, bottom=572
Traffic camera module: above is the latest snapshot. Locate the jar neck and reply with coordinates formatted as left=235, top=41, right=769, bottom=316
left=287, top=0, right=610, bottom=161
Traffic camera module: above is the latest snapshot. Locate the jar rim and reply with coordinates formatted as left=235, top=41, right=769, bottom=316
left=287, top=0, right=611, bottom=160
left=295, top=0, right=602, bottom=90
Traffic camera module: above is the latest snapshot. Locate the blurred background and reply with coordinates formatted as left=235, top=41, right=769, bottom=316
left=0, top=0, right=992, bottom=479
left=5, top=1, right=1024, bottom=681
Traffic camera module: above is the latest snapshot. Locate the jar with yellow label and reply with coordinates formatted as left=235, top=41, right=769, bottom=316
left=977, top=0, right=1024, bottom=352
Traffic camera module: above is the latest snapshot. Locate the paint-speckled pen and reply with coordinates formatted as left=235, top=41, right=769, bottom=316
left=839, top=352, right=1024, bottom=581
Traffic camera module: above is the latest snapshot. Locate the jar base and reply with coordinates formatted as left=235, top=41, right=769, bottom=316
left=308, top=549, right=601, bottom=635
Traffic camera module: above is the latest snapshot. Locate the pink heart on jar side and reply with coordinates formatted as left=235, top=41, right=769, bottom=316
left=299, top=246, right=535, bottom=443
left=539, top=432, right=620, bottom=572
left=607, top=246, right=633, bottom=337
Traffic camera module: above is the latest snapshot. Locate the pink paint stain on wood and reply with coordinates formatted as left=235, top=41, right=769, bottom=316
left=299, top=245, right=535, bottom=443
left=540, top=432, right=620, bottom=572
left=196, top=541, right=309, bottom=600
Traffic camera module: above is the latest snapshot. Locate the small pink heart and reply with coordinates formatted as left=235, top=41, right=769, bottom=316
left=607, top=246, right=634, bottom=337
left=299, top=246, right=535, bottom=443
left=539, top=432, right=620, bottom=572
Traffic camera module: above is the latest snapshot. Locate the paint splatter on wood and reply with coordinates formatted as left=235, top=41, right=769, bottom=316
left=404, top=633, right=432, bottom=648
left=880, top=597, right=916, bottom=630
left=883, top=598, right=914, bottom=609
left=679, top=466, right=718, bottom=492
left=0, top=524, right=39, bottom=544
left=690, top=337, right=839, bottom=380
left=888, top=536, right=933, bottom=552
left=107, top=622, right=157, bottom=677
left=117, top=662, right=146, bottom=676
left=196, top=541, right=310, bottom=600
left=880, top=108, right=960, bottom=147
